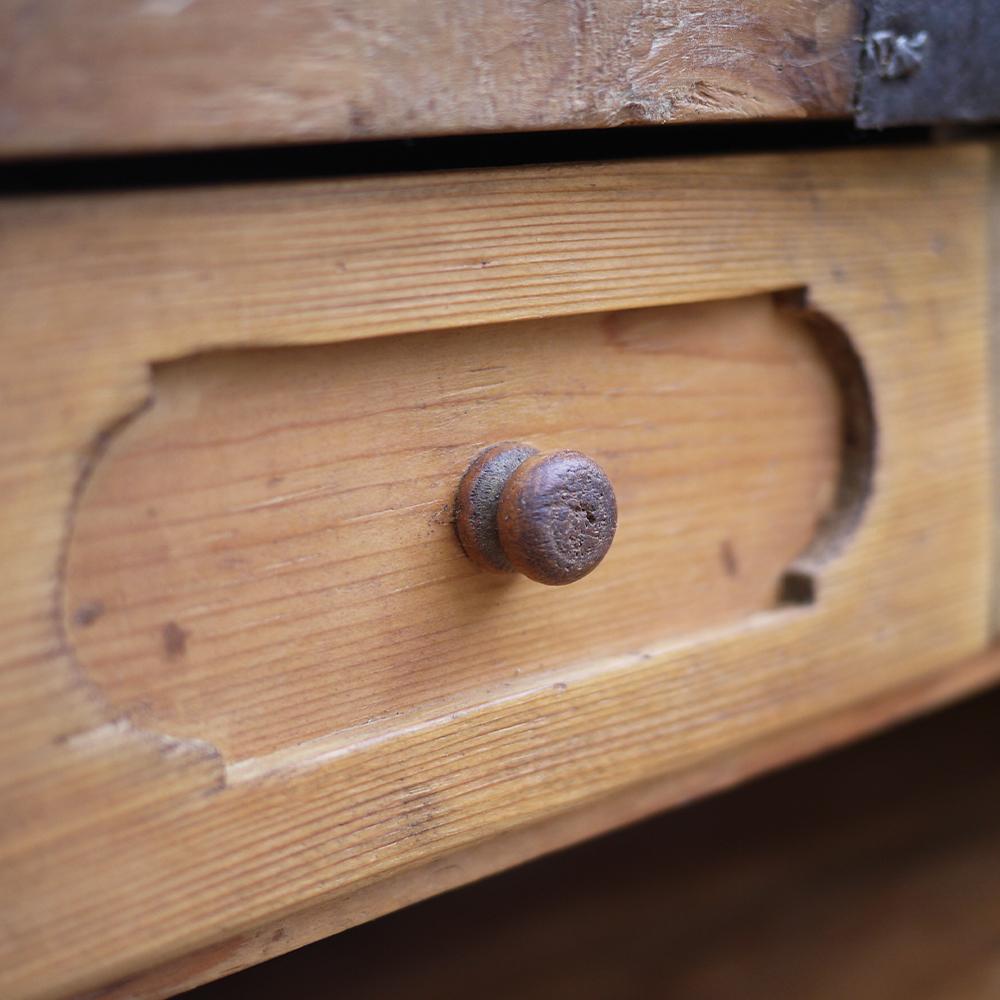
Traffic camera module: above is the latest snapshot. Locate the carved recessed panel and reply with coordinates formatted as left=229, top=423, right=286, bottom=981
left=63, top=292, right=870, bottom=763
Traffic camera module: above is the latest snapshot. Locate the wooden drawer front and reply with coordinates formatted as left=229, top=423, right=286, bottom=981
left=1, top=145, right=992, bottom=998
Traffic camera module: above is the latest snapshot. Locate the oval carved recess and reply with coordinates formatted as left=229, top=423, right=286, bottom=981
left=62, top=292, right=870, bottom=764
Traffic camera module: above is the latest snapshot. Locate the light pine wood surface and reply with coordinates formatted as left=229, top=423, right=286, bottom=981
left=182, top=684, right=1000, bottom=1000
left=991, top=143, right=1000, bottom=632
left=0, top=0, right=859, bottom=157
left=63, top=294, right=843, bottom=763
left=95, top=644, right=1000, bottom=1000
left=0, top=145, right=993, bottom=998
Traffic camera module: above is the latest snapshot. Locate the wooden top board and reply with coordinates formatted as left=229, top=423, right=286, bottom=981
left=0, top=0, right=859, bottom=158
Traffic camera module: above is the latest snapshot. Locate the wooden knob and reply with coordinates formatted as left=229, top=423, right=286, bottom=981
left=455, top=443, right=617, bottom=585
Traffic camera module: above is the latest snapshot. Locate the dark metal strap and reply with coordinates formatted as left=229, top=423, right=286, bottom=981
left=856, top=0, right=1000, bottom=128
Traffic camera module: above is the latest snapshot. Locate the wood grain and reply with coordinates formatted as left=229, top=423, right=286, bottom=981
left=93, top=644, right=1000, bottom=1000
left=991, top=143, right=1000, bottom=633
left=0, top=0, right=859, bottom=158
left=182, top=681, right=1000, bottom=1000
left=0, top=145, right=992, bottom=999
left=63, top=295, right=843, bottom=762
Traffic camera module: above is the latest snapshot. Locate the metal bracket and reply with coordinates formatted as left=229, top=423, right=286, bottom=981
left=855, top=0, right=1000, bottom=128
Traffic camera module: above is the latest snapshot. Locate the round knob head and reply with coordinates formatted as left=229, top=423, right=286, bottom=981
left=499, top=451, right=617, bottom=585
left=455, top=444, right=617, bottom=585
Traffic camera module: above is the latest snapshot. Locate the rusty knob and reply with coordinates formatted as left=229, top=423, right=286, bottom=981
left=455, top=443, right=617, bottom=586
